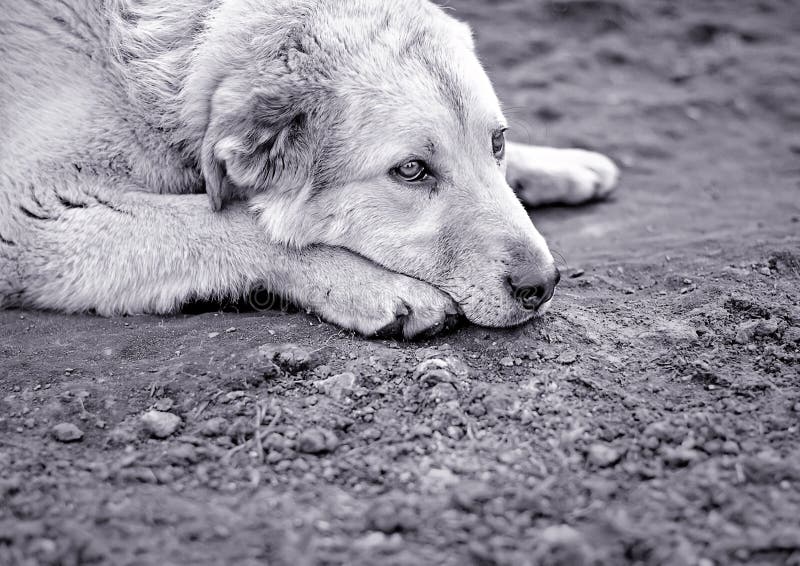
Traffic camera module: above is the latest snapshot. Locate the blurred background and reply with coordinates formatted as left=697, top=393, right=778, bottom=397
left=444, top=0, right=798, bottom=268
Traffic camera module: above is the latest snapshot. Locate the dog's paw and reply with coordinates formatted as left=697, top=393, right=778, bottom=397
left=510, top=147, right=620, bottom=207
left=551, top=149, right=620, bottom=203
left=315, top=274, right=461, bottom=339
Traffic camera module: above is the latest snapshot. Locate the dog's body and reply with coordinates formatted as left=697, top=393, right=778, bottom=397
left=0, top=0, right=618, bottom=337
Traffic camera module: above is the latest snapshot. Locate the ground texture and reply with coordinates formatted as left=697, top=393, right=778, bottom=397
left=1, top=0, right=799, bottom=564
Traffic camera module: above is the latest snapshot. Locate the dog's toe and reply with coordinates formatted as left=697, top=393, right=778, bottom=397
left=557, top=150, right=620, bottom=204
left=399, top=303, right=461, bottom=340
left=583, top=152, right=620, bottom=199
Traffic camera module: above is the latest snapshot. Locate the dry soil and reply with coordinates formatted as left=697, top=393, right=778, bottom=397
left=1, top=0, right=799, bottom=564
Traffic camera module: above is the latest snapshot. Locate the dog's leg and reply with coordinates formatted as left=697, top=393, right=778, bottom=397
left=505, top=142, right=620, bottom=207
left=9, top=177, right=458, bottom=338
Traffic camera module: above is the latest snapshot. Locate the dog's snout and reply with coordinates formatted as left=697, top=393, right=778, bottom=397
left=508, top=266, right=560, bottom=311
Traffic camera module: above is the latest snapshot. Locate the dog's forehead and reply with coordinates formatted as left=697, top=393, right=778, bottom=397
left=339, top=28, right=502, bottom=132
left=311, top=2, right=496, bottom=109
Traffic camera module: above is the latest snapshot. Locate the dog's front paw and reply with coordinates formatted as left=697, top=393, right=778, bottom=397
left=550, top=148, right=619, bottom=203
left=313, top=274, right=461, bottom=339
left=510, top=146, right=620, bottom=207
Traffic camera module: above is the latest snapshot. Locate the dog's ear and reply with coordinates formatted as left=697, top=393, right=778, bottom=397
left=201, top=85, right=315, bottom=211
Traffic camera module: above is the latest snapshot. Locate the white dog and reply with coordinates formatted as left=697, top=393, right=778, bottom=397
left=0, top=0, right=618, bottom=337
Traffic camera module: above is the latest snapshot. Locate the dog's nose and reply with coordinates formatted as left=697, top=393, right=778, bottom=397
left=508, top=266, right=560, bottom=311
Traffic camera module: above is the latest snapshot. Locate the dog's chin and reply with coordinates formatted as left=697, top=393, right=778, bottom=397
left=458, top=295, right=544, bottom=329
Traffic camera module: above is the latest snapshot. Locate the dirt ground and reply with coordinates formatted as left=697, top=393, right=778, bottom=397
left=2, top=0, right=799, bottom=564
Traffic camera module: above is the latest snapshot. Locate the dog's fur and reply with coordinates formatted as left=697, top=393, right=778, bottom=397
left=0, top=0, right=618, bottom=337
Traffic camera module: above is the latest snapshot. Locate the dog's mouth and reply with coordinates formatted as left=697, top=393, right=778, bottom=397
left=431, top=276, right=549, bottom=329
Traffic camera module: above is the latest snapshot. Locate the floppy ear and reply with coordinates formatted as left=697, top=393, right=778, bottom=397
left=201, top=85, right=314, bottom=211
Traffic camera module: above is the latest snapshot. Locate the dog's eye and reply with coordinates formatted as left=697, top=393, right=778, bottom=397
left=492, top=130, right=506, bottom=159
left=394, top=160, right=429, bottom=183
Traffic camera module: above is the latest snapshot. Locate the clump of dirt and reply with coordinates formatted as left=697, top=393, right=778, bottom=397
left=1, top=0, right=799, bottom=564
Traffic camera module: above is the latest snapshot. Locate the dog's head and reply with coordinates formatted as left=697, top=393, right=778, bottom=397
left=194, top=0, right=559, bottom=327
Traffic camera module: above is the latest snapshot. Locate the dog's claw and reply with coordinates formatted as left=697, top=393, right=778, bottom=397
left=415, top=311, right=462, bottom=339
left=395, top=301, right=411, bottom=317
left=370, top=293, right=460, bottom=341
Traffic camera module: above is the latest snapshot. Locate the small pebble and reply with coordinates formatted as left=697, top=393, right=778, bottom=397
left=153, top=398, right=174, bottom=411
left=314, top=372, right=357, bottom=400
left=263, top=432, right=288, bottom=451
left=266, top=451, right=284, bottom=465
left=446, top=426, right=464, bottom=440
left=424, top=467, right=458, bottom=487
left=430, top=382, right=458, bottom=403
left=452, top=481, right=493, bottom=512
left=51, top=423, right=84, bottom=443
left=734, top=321, right=759, bottom=344
left=224, top=391, right=248, bottom=402
left=366, top=500, right=417, bottom=534
left=736, top=318, right=779, bottom=343
left=412, top=356, right=470, bottom=381
left=107, top=427, right=137, bottom=445
left=256, top=343, right=322, bottom=374
left=164, top=444, right=198, bottom=465
left=557, top=351, right=579, bottom=365
left=297, top=427, right=338, bottom=454
left=536, top=525, right=592, bottom=566
left=411, top=424, right=433, bottom=438
left=755, top=318, right=779, bottom=336
left=200, top=417, right=229, bottom=437
left=662, top=447, right=701, bottom=467
left=362, top=427, right=382, bottom=441
left=784, top=327, right=800, bottom=343
left=587, top=443, right=622, bottom=467
left=722, top=440, right=740, bottom=454
left=354, top=531, right=398, bottom=551
left=413, top=358, right=455, bottom=382
left=141, top=410, right=182, bottom=439
left=499, top=356, right=514, bottom=367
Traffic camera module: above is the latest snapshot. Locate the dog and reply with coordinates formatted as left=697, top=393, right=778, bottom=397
left=0, top=0, right=618, bottom=338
